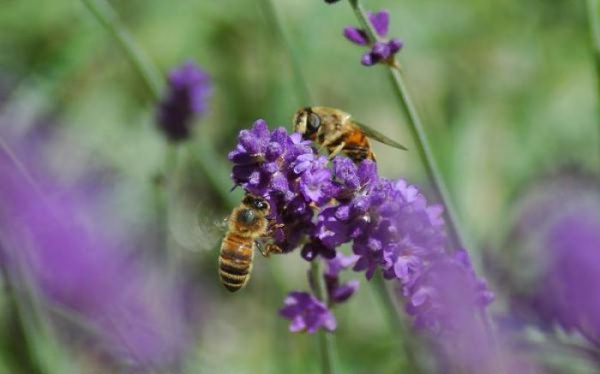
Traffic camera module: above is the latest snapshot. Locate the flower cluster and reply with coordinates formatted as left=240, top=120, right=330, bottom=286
left=156, top=61, right=212, bottom=142
left=344, top=10, right=403, bottom=66
left=229, top=120, right=492, bottom=334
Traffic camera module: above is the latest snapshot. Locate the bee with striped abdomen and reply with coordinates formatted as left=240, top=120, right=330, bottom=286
left=218, top=194, right=281, bottom=292
left=293, top=106, right=407, bottom=163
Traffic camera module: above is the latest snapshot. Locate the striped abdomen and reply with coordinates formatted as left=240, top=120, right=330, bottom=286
left=327, top=129, right=375, bottom=163
left=219, top=232, right=255, bottom=292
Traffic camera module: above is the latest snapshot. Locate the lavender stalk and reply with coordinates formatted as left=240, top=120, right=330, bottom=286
left=310, top=260, right=336, bottom=374
left=346, top=3, right=506, bottom=372
left=80, top=0, right=163, bottom=99
left=347, top=0, right=467, bottom=253
left=587, top=0, right=600, bottom=96
left=261, top=2, right=337, bottom=372
left=371, top=275, right=420, bottom=373
left=585, top=0, right=600, bottom=161
left=260, top=0, right=313, bottom=105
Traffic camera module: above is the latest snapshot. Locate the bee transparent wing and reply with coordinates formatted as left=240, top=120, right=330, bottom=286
left=168, top=195, right=226, bottom=252
left=353, top=121, right=408, bottom=151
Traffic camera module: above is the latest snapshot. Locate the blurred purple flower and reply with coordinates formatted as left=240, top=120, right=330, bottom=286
left=343, top=10, right=404, bottom=66
left=0, top=141, right=193, bottom=370
left=505, top=172, right=600, bottom=347
left=156, top=61, right=212, bottom=142
left=405, top=250, right=494, bottom=334
left=279, top=291, right=336, bottom=333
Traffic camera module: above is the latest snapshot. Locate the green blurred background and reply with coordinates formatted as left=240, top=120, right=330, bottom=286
left=0, top=0, right=598, bottom=373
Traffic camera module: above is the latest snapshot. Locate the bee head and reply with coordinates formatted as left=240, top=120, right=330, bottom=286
left=293, top=107, right=321, bottom=140
left=242, top=194, right=270, bottom=213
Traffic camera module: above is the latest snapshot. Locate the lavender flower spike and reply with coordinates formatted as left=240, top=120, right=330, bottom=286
left=156, top=60, right=212, bottom=142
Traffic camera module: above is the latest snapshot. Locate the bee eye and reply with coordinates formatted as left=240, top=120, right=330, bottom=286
left=239, top=209, right=256, bottom=225
left=307, top=113, right=321, bottom=132
left=254, top=199, right=269, bottom=211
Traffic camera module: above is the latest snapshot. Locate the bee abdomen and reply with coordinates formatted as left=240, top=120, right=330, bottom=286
left=219, top=234, right=254, bottom=292
left=338, top=144, right=374, bottom=163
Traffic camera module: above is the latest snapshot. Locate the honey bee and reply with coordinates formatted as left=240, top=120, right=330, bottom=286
left=293, top=106, right=407, bottom=163
left=218, top=194, right=281, bottom=292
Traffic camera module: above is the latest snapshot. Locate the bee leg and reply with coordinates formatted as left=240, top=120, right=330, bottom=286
left=256, top=241, right=269, bottom=257
left=263, top=243, right=283, bottom=257
left=328, top=142, right=346, bottom=160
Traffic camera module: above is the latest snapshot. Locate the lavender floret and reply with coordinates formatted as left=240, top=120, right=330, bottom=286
left=279, top=291, right=337, bottom=333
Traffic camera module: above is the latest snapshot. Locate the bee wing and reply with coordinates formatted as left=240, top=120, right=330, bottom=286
left=352, top=121, right=408, bottom=151
left=168, top=195, right=227, bottom=252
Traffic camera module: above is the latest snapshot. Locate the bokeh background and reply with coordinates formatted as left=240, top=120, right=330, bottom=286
left=0, top=0, right=599, bottom=373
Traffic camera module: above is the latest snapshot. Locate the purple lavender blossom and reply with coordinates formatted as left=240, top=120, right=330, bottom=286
left=325, top=253, right=360, bottom=303
left=228, top=120, right=493, bottom=335
left=344, top=10, right=404, bottom=66
left=0, top=141, right=193, bottom=369
left=229, top=119, right=338, bottom=254
left=156, top=61, right=212, bottom=142
left=279, top=291, right=336, bottom=333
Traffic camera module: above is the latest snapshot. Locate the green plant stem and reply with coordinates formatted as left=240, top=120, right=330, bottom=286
left=585, top=0, right=600, bottom=162
left=372, top=274, right=421, bottom=373
left=81, top=0, right=163, bottom=99
left=347, top=0, right=466, bottom=253
left=587, top=0, right=600, bottom=97
left=310, top=260, right=336, bottom=374
left=347, top=3, right=507, bottom=373
left=260, top=0, right=313, bottom=106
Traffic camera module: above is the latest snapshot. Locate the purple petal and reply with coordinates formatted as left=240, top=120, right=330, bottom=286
left=343, top=27, right=369, bottom=45
left=368, top=10, right=390, bottom=37
left=388, top=38, right=404, bottom=54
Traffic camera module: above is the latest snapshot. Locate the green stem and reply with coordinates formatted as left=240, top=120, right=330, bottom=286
left=585, top=0, right=600, bottom=162
left=81, top=0, right=163, bottom=100
left=310, top=260, right=336, bottom=374
left=347, top=0, right=466, bottom=252
left=347, top=3, right=507, bottom=372
left=260, top=0, right=314, bottom=106
left=372, top=274, right=421, bottom=373
left=587, top=0, right=600, bottom=95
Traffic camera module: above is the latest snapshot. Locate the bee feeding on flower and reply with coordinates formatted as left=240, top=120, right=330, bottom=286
left=293, top=106, right=407, bottom=163
left=218, top=193, right=283, bottom=292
